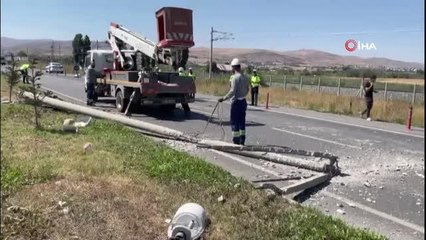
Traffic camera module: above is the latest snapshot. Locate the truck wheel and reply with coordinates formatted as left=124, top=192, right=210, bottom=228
left=116, top=90, right=129, bottom=113
left=182, top=103, right=191, bottom=117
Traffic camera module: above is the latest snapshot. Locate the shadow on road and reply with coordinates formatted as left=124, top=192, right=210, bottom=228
left=292, top=180, right=331, bottom=203
left=194, top=98, right=210, bottom=103
left=208, top=119, right=265, bottom=127
left=247, top=108, right=266, bottom=112
left=93, top=99, right=266, bottom=127
left=127, top=106, right=209, bottom=122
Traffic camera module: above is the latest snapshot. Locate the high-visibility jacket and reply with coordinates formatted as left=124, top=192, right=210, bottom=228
left=19, top=64, right=30, bottom=70
left=178, top=72, right=186, bottom=76
left=188, top=72, right=196, bottom=80
left=229, top=75, right=234, bottom=87
left=251, top=75, right=261, bottom=87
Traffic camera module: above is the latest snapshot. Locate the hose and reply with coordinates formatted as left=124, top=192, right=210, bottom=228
left=193, top=102, right=225, bottom=140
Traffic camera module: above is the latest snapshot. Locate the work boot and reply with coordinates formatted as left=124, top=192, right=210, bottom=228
left=240, top=136, right=245, bottom=146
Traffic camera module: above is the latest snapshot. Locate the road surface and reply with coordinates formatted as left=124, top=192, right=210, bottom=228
left=39, top=73, right=424, bottom=239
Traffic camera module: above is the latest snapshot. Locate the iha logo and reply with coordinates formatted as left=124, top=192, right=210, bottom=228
left=345, top=39, right=377, bottom=52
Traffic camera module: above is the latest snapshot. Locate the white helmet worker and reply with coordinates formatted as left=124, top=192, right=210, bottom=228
left=188, top=67, right=192, bottom=70
left=253, top=69, right=257, bottom=72
left=230, top=58, right=240, bottom=66
left=178, top=67, right=184, bottom=72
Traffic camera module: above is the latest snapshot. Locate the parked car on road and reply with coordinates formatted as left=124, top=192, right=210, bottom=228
left=45, top=62, right=64, bottom=73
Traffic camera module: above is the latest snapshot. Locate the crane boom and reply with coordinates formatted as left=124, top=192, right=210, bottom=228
left=108, top=22, right=157, bottom=66
left=108, top=22, right=159, bottom=71
left=107, top=7, right=194, bottom=71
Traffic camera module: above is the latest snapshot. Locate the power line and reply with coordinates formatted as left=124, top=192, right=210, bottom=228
left=209, top=27, right=234, bottom=79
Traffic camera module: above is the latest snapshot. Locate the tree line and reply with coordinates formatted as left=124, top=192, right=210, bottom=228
left=72, top=33, right=91, bottom=66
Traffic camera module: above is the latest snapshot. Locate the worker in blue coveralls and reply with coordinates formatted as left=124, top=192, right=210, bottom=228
left=218, top=58, right=250, bottom=145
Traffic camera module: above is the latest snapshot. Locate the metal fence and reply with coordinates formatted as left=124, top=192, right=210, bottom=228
left=197, top=71, right=424, bottom=104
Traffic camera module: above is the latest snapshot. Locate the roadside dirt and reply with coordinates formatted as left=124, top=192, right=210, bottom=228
left=1, top=176, right=168, bottom=240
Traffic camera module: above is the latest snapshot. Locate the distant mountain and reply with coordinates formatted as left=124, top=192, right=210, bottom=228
left=1, top=37, right=423, bottom=69
left=1, top=37, right=109, bottom=56
left=189, top=47, right=423, bottom=69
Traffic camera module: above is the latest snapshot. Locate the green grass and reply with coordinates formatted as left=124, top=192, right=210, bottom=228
left=1, top=103, right=387, bottom=239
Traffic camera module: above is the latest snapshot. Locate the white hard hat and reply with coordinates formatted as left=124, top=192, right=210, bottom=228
left=253, top=69, right=257, bottom=72
left=189, top=67, right=192, bottom=70
left=231, top=58, right=240, bottom=66
left=178, top=67, right=184, bottom=72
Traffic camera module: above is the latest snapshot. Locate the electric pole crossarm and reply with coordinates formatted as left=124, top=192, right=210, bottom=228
left=209, top=27, right=234, bottom=79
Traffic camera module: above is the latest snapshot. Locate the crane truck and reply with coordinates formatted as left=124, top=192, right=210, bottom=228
left=84, top=7, right=196, bottom=114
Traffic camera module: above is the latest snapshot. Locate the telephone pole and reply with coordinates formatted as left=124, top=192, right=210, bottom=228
left=209, top=27, right=234, bottom=79
left=59, top=44, right=61, bottom=61
left=50, top=41, right=54, bottom=62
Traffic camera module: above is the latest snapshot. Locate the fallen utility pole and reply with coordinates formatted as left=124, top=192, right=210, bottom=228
left=257, top=173, right=331, bottom=195
left=22, top=92, right=339, bottom=176
left=196, top=144, right=338, bottom=164
left=22, top=92, right=194, bottom=143
left=223, top=150, right=336, bottom=174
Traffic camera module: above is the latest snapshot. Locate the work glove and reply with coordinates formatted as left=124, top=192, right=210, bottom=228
left=218, top=97, right=224, bottom=102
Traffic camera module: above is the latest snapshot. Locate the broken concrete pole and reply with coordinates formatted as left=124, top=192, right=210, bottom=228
left=63, top=118, right=78, bottom=133
left=84, top=142, right=93, bottom=152
left=281, top=173, right=331, bottom=195
left=336, top=209, right=346, bottom=215
left=225, top=150, right=334, bottom=173
left=22, top=92, right=193, bottom=142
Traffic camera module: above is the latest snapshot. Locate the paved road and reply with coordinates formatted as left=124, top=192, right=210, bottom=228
left=39, top=73, right=425, bottom=239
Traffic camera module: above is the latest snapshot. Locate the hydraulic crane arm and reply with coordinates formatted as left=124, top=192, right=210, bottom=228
left=107, top=8, right=194, bottom=71
left=108, top=22, right=190, bottom=71
left=108, top=22, right=158, bottom=71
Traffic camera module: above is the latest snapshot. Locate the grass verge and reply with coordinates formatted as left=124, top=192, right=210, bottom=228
left=1, top=75, right=20, bottom=100
left=1, top=103, right=387, bottom=239
left=195, top=79, right=424, bottom=128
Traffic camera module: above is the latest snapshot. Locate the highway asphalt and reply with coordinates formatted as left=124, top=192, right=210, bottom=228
left=38, top=73, right=425, bottom=239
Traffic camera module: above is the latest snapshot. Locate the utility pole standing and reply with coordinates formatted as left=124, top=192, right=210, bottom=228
left=50, top=41, right=54, bottom=62
left=208, top=27, right=234, bottom=79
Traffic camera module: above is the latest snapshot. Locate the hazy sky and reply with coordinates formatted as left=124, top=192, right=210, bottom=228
left=1, top=0, right=424, bottom=63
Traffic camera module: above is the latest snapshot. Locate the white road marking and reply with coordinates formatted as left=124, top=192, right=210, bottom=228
left=267, top=108, right=424, bottom=139
left=198, top=97, right=424, bottom=139
left=272, top=127, right=362, bottom=149
left=213, top=150, right=425, bottom=234
left=322, top=191, right=425, bottom=234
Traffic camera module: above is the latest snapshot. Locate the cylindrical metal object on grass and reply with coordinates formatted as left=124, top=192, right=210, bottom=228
left=167, top=203, right=208, bottom=240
